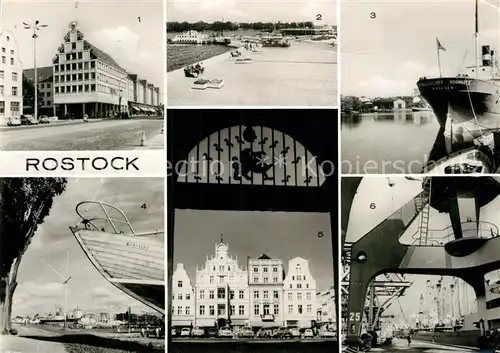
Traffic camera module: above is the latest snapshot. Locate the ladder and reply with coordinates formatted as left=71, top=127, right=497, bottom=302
left=417, top=178, right=432, bottom=245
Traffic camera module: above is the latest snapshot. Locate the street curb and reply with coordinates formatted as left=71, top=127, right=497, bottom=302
left=414, top=339, right=481, bottom=351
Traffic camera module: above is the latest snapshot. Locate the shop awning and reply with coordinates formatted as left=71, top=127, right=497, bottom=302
left=131, top=106, right=140, bottom=111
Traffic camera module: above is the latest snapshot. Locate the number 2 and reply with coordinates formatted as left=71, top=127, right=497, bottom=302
left=316, top=14, right=322, bottom=21
left=349, top=312, right=361, bottom=322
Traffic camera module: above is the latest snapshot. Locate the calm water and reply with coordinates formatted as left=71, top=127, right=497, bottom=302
left=167, top=30, right=259, bottom=72
left=341, top=111, right=444, bottom=174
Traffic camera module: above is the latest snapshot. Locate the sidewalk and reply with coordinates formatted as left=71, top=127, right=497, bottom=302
left=135, top=130, right=164, bottom=150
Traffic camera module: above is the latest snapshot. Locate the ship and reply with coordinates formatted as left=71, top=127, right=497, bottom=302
left=416, top=0, right=500, bottom=131
left=70, top=201, right=164, bottom=314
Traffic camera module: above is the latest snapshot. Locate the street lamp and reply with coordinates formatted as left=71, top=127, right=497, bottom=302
left=23, top=20, right=47, bottom=119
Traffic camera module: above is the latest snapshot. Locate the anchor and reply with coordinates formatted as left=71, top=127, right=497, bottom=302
left=344, top=176, right=500, bottom=351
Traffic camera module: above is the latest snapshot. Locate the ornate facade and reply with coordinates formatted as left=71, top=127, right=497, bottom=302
left=172, top=263, right=194, bottom=327
left=283, top=257, right=317, bottom=328
left=194, top=240, right=249, bottom=327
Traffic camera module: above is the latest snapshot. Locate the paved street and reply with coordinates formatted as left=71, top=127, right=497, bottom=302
left=0, top=118, right=163, bottom=151
left=361, top=339, right=477, bottom=352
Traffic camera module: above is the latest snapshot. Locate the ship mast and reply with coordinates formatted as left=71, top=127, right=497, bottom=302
left=474, top=0, right=479, bottom=79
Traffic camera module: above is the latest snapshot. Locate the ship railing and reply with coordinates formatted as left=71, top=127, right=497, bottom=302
left=75, top=200, right=145, bottom=236
left=410, top=220, right=499, bottom=246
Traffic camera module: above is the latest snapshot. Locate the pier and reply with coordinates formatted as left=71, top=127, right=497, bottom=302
left=167, top=41, right=337, bottom=106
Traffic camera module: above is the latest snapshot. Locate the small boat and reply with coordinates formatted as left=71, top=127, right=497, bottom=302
left=235, top=58, right=253, bottom=64
left=412, top=106, right=432, bottom=112
left=70, top=201, right=164, bottom=314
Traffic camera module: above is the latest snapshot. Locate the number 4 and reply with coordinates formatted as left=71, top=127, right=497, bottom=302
left=349, top=312, right=361, bottom=321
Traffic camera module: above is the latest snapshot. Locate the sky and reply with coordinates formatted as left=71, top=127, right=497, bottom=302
left=12, top=177, right=164, bottom=317
left=174, top=210, right=335, bottom=292
left=341, top=0, right=500, bottom=97
left=1, top=0, right=164, bottom=89
left=343, top=176, right=500, bottom=321
left=167, top=0, right=337, bottom=24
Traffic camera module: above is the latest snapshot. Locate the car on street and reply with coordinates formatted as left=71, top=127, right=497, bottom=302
left=320, top=329, right=336, bottom=338
left=171, top=328, right=179, bottom=337
left=7, top=116, right=21, bottom=126
left=303, top=329, right=314, bottom=338
left=290, top=328, right=301, bottom=338
left=218, top=326, right=233, bottom=337
left=180, top=328, right=191, bottom=337
left=207, top=328, right=218, bottom=337
left=238, top=327, right=255, bottom=338
left=275, top=327, right=292, bottom=339
left=21, top=115, right=38, bottom=125
left=39, top=115, right=50, bottom=124
left=191, top=327, right=204, bottom=337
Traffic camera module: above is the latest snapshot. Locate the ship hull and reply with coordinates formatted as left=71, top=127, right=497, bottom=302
left=70, top=227, right=165, bottom=314
left=417, top=77, right=500, bottom=129
left=413, top=329, right=481, bottom=347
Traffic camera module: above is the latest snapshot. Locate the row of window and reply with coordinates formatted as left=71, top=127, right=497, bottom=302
left=173, top=293, right=191, bottom=301
left=1, top=56, right=15, bottom=66
left=173, top=306, right=192, bottom=316
left=0, top=70, right=17, bottom=81
left=55, top=72, right=96, bottom=82
left=55, top=84, right=96, bottom=94
left=0, top=101, right=20, bottom=115
left=253, top=266, right=280, bottom=273
left=1, top=47, right=15, bottom=55
left=287, top=304, right=313, bottom=315
left=252, top=276, right=280, bottom=284
left=199, top=289, right=245, bottom=300
left=0, top=86, right=18, bottom=96
left=197, top=304, right=247, bottom=317
left=55, top=60, right=95, bottom=72
left=252, top=290, right=280, bottom=300
left=286, top=291, right=313, bottom=301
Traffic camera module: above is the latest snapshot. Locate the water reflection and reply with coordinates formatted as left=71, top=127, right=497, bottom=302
left=341, top=111, right=498, bottom=174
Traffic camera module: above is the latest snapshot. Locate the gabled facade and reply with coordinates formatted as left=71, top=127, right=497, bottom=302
left=172, top=263, right=194, bottom=327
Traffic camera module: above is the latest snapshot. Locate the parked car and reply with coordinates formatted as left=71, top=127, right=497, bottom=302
left=180, top=328, right=191, bottom=337
left=303, top=329, right=314, bottom=338
left=320, top=329, right=336, bottom=338
left=238, top=327, right=255, bottom=338
left=7, top=116, right=21, bottom=126
left=219, top=326, right=233, bottom=337
left=21, top=115, right=38, bottom=125
left=207, top=328, right=218, bottom=337
left=191, top=327, right=204, bottom=337
left=39, top=115, right=50, bottom=124
left=276, top=327, right=292, bottom=339
left=290, top=328, right=301, bottom=338
left=171, top=328, right=178, bottom=337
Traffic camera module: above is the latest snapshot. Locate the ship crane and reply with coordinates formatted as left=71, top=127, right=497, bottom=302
left=342, top=242, right=413, bottom=333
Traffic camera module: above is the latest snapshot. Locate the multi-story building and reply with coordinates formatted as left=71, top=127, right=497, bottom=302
left=23, top=66, right=55, bottom=116
left=283, top=257, right=317, bottom=328
left=0, top=29, right=22, bottom=125
left=172, top=263, right=194, bottom=327
left=316, top=286, right=336, bottom=329
left=52, top=21, right=133, bottom=119
left=195, top=240, right=249, bottom=328
left=248, top=254, right=285, bottom=328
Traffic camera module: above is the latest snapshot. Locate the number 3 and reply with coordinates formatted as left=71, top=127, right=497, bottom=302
left=349, top=312, right=361, bottom=321
left=316, top=14, right=322, bottom=21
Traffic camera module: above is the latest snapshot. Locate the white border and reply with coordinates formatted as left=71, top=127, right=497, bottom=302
left=337, top=0, right=342, bottom=341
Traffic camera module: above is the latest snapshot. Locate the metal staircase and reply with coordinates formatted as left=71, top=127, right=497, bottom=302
left=413, top=178, right=432, bottom=245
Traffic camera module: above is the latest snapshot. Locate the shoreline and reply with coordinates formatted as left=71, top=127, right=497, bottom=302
left=167, top=44, right=237, bottom=73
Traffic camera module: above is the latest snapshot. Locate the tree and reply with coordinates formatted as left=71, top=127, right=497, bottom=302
left=22, top=74, right=44, bottom=114
left=0, top=178, right=67, bottom=334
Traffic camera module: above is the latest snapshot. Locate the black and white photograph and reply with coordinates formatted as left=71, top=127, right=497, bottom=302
left=0, top=0, right=164, bottom=151
left=0, top=177, right=165, bottom=353
left=166, top=0, right=337, bottom=107
left=167, top=110, right=339, bottom=352
left=341, top=0, right=500, bottom=174
left=341, top=176, right=500, bottom=352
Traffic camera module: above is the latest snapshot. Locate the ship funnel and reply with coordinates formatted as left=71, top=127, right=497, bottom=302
left=482, top=45, right=491, bottom=66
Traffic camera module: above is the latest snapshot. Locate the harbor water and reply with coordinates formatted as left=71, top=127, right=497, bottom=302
left=341, top=111, right=442, bottom=174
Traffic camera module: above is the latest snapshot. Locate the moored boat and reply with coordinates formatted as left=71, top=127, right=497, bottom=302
left=70, top=201, right=164, bottom=314
left=416, top=0, right=500, bottom=131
